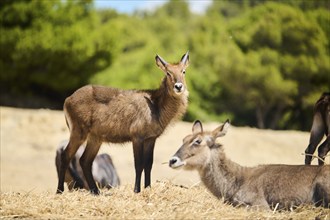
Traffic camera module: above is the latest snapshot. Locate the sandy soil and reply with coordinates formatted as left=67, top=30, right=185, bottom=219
left=1, top=106, right=325, bottom=193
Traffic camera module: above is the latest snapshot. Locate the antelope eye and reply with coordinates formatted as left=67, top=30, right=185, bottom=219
left=166, top=71, right=171, bottom=77
left=182, top=70, right=186, bottom=75
left=193, top=139, right=202, bottom=145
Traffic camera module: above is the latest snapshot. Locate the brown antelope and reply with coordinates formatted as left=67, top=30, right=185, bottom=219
left=169, top=120, right=330, bottom=210
left=305, top=92, right=330, bottom=165
left=57, top=52, right=189, bottom=194
left=55, top=140, right=120, bottom=190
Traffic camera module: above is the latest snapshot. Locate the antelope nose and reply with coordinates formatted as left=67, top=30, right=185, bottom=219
left=169, top=158, right=177, bottom=167
left=174, top=83, right=183, bottom=91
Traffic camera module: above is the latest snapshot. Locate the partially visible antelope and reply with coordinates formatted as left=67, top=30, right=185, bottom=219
left=57, top=52, right=189, bottom=194
left=305, top=92, right=330, bottom=165
left=55, top=140, right=120, bottom=190
left=169, top=120, right=330, bottom=210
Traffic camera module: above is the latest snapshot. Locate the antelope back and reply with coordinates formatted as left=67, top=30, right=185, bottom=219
left=155, top=52, right=189, bottom=95
left=169, top=120, right=230, bottom=170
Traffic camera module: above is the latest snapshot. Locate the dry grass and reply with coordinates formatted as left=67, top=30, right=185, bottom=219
left=1, top=181, right=329, bottom=220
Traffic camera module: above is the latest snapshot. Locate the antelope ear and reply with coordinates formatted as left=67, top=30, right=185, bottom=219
left=192, top=120, right=203, bottom=135
left=155, top=54, right=167, bottom=72
left=180, top=51, right=189, bottom=68
left=212, top=119, right=230, bottom=138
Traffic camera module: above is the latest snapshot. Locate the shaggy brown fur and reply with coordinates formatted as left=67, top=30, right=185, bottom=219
left=170, top=120, right=330, bottom=210
left=57, top=52, right=189, bottom=194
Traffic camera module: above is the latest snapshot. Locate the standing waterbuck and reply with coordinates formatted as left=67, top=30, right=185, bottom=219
left=169, top=120, right=330, bottom=209
left=57, top=52, right=189, bottom=194
left=305, top=92, right=330, bottom=165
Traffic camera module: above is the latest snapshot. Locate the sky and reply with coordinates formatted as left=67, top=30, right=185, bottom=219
left=94, top=0, right=213, bottom=14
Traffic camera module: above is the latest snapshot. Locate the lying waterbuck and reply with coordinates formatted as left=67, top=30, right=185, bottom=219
left=305, top=92, right=330, bottom=165
left=57, top=52, right=189, bottom=194
left=169, top=120, right=330, bottom=210
left=55, top=140, right=120, bottom=190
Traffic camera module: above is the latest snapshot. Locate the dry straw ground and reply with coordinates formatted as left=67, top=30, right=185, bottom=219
left=1, top=182, right=329, bottom=220
left=1, top=107, right=329, bottom=219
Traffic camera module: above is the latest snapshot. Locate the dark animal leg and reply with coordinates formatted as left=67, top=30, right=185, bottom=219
left=56, top=132, right=85, bottom=194
left=313, top=183, right=329, bottom=207
left=133, top=139, right=144, bottom=193
left=80, top=139, right=102, bottom=195
left=68, top=160, right=85, bottom=189
left=143, top=138, right=156, bottom=189
left=318, top=135, right=330, bottom=165
left=305, top=114, right=324, bottom=165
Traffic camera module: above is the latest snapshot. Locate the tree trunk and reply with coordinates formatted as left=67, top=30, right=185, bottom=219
left=269, top=104, right=285, bottom=129
left=256, top=106, right=265, bottom=129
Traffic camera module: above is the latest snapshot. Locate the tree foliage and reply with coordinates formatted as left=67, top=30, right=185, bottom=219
left=1, top=0, right=329, bottom=130
left=0, top=0, right=118, bottom=106
left=224, top=2, right=329, bottom=128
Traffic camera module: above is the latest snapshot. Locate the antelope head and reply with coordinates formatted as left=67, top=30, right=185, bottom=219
left=155, top=51, right=189, bottom=95
left=169, top=120, right=230, bottom=170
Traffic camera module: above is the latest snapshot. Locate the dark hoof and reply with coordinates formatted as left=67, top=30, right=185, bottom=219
left=91, top=188, right=100, bottom=195
left=305, top=157, right=312, bottom=165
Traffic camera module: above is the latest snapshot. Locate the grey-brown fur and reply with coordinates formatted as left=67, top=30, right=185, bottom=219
left=57, top=52, right=189, bottom=194
left=55, top=140, right=120, bottom=190
left=169, top=120, right=330, bottom=210
left=305, top=92, right=330, bottom=165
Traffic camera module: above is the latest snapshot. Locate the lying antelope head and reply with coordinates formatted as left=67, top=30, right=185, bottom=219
left=155, top=51, right=189, bottom=95
left=169, top=120, right=230, bottom=170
